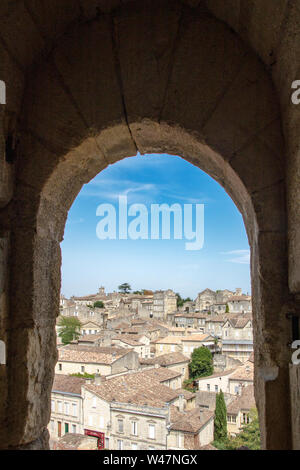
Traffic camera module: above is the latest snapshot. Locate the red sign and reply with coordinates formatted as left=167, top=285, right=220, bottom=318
left=84, top=429, right=105, bottom=449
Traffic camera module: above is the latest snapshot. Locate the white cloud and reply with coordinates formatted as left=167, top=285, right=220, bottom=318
left=221, top=249, right=250, bottom=264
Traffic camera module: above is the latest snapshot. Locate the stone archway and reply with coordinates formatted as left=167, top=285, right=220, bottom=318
left=0, top=0, right=298, bottom=450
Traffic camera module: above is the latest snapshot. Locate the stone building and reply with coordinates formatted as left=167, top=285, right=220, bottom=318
left=0, top=0, right=300, bottom=451
left=139, top=352, right=190, bottom=381
left=181, top=334, right=216, bottom=358
left=154, top=336, right=184, bottom=356
left=55, top=345, right=139, bottom=376
left=197, top=360, right=254, bottom=395
left=195, top=289, right=216, bottom=312
left=227, top=385, right=256, bottom=437
left=227, top=295, right=252, bottom=314
left=49, top=375, right=85, bottom=439
left=81, top=370, right=211, bottom=450
left=111, top=334, right=151, bottom=359
left=152, top=290, right=177, bottom=320
left=222, top=316, right=253, bottom=362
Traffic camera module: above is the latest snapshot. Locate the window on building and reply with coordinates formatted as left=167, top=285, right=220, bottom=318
left=58, top=401, right=62, bottom=413
left=118, top=419, right=124, bottom=433
left=131, top=443, right=138, bottom=450
left=171, top=345, right=175, bottom=352
left=117, top=440, right=123, bottom=450
left=159, top=345, right=163, bottom=352
left=72, top=403, right=77, bottom=416
left=207, top=384, right=210, bottom=391
left=50, top=419, right=54, bottom=432
left=92, top=397, right=97, bottom=408
left=131, top=421, right=138, bottom=436
left=64, top=402, right=69, bottom=415
left=64, top=423, right=69, bottom=434
left=51, top=400, right=55, bottom=412
left=81, top=366, right=85, bottom=373
left=58, top=363, right=62, bottom=371
left=105, top=437, right=109, bottom=449
left=215, top=385, right=218, bottom=392
left=242, top=413, right=250, bottom=424
left=72, top=424, right=76, bottom=433
left=148, top=424, right=155, bottom=439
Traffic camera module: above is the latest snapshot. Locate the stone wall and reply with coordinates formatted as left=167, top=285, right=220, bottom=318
left=0, top=0, right=299, bottom=449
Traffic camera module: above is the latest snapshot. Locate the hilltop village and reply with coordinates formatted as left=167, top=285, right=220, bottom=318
left=50, top=286, right=254, bottom=450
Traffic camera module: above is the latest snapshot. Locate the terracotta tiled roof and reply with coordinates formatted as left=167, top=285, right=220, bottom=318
left=181, top=334, right=214, bottom=342
left=84, top=370, right=180, bottom=407
left=52, top=374, right=85, bottom=395
left=112, top=335, right=144, bottom=346
left=78, top=334, right=103, bottom=342
left=227, top=385, right=255, bottom=415
left=197, top=369, right=237, bottom=381
left=58, top=345, right=130, bottom=364
left=227, top=295, right=251, bottom=302
left=170, top=406, right=214, bottom=433
left=228, top=361, right=254, bottom=382
left=174, top=388, right=196, bottom=400
left=54, top=433, right=98, bottom=450
left=140, top=367, right=181, bottom=382
left=154, top=336, right=183, bottom=344
left=139, top=352, right=189, bottom=366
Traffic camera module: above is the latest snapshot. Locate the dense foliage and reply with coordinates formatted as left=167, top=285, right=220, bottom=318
left=188, top=346, right=214, bottom=379
left=214, top=408, right=261, bottom=450
left=58, top=316, right=82, bottom=345
left=118, top=283, right=131, bottom=293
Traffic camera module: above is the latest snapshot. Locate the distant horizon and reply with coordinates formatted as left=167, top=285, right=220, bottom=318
left=61, top=284, right=251, bottom=300
left=61, top=154, right=251, bottom=299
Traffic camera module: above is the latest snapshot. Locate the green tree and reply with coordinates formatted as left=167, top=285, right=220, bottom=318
left=93, top=300, right=104, bottom=308
left=176, top=293, right=184, bottom=308
left=229, top=409, right=261, bottom=450
left=188, top=346, right=213, bottom=379
left=118, top=283, right=131, bottom=294
left=214, top=390, right=227, bottom=442
left=176, top=293, right=193, bottom=308
left=58, top=316, right=82, bottom=345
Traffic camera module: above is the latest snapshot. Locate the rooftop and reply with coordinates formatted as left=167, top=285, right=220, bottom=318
left=170, top=406, right=214, bottom=433
left=84, top=369, right=181, bottom=407
left=139, top=352, right=189, bottom=366
left=58, top=345, right=131, bottom=364
left=227, top=385, right=256, bottom=415
left=52, top=374, right=86, bottom=395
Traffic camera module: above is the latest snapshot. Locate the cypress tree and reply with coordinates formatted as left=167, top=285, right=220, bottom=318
left=214, top=390, right=227, bottom=441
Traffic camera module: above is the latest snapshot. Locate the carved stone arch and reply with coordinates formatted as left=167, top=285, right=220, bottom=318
left=0, top=0, right=294, bottom=450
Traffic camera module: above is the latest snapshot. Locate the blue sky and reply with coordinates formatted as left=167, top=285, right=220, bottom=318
left=61, top=154, right=251, bottom=299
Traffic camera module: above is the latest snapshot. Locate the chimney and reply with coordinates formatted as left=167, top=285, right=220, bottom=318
left=178, top=393, right=185, bottom=412
left=94, top=374, right=106, bottom=385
